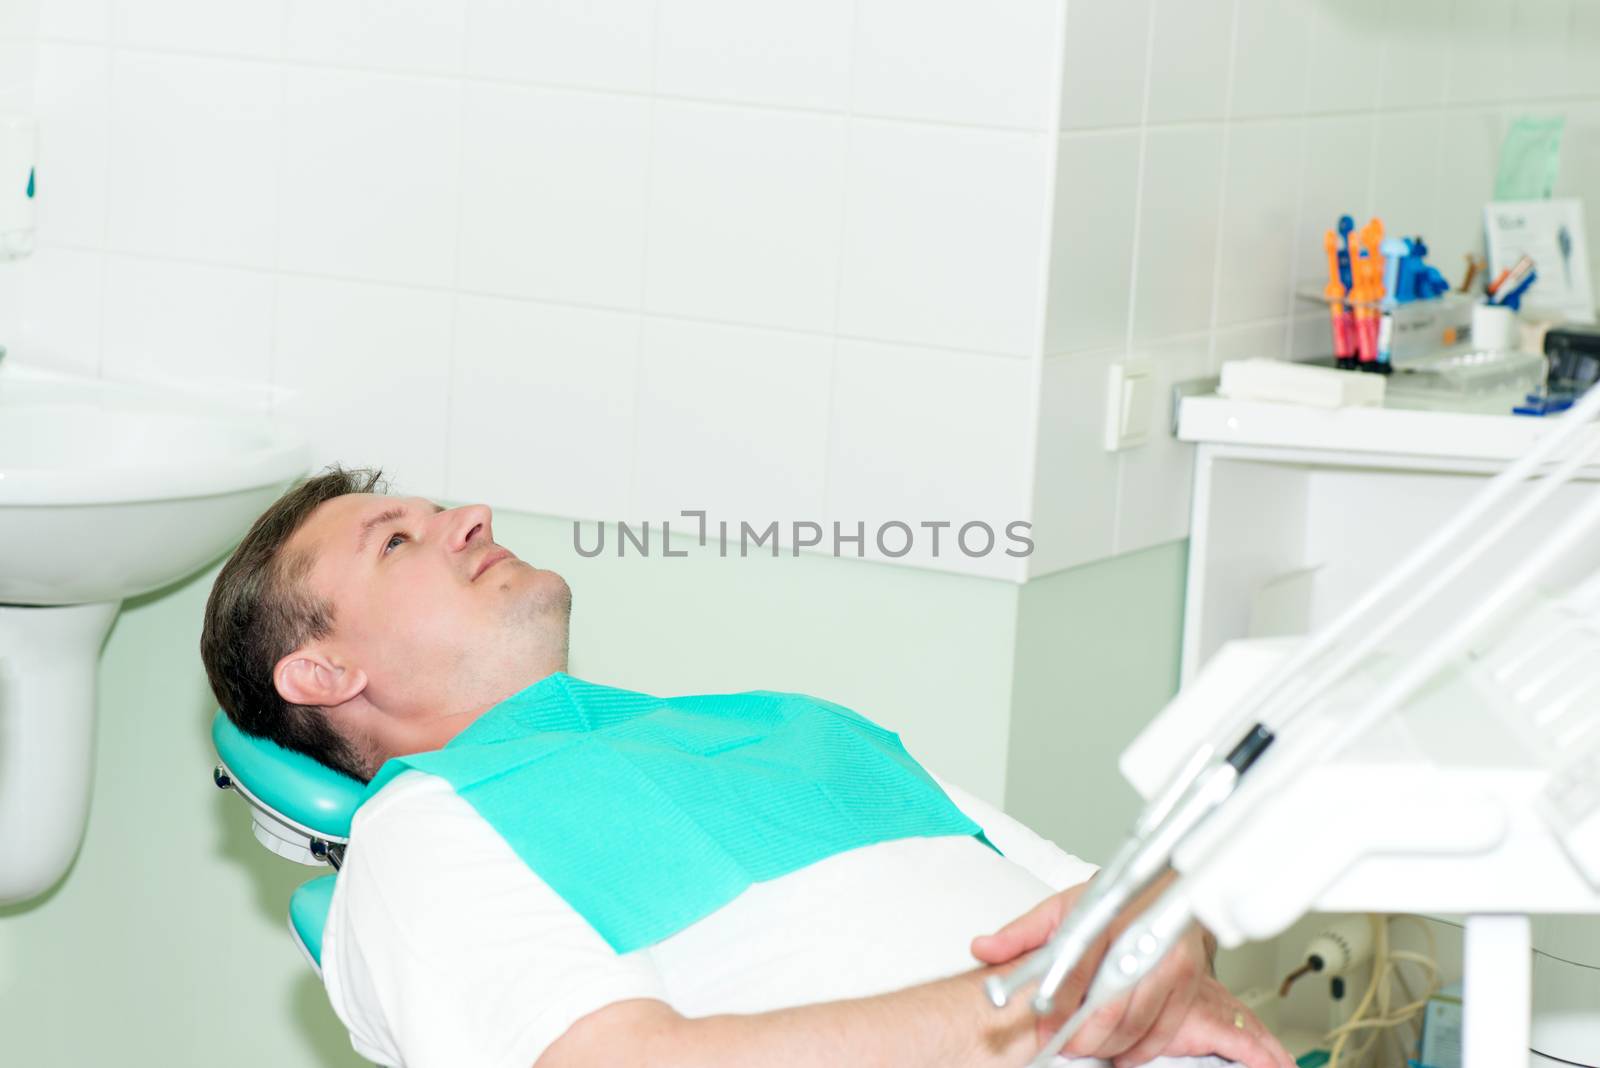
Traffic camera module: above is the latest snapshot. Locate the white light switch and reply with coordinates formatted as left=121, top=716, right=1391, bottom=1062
left=1104, top=363, right=1153, bottom=451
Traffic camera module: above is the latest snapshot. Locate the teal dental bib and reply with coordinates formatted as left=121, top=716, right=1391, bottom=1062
left=359, top=673, right=985, bottom=953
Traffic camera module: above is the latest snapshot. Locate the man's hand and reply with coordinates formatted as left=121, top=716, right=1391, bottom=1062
left=970, top=885, right=1294, bottom=1068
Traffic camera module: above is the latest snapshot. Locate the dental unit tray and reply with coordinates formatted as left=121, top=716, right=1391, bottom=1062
left=1384, top=347, right=1548, bottom=413
left=988, top=378, right=1600, bottom=1068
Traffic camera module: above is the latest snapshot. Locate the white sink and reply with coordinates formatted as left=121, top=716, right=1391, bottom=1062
left=0, top=359, right=308, bottom=904
left=0, top=362, right=308, bottom=604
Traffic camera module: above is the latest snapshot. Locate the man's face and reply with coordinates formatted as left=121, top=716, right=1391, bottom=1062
left=283, top=493, right=571, bottom=741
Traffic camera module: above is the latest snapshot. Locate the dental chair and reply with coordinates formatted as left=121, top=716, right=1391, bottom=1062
left=210, top=710, right=365, bottom=974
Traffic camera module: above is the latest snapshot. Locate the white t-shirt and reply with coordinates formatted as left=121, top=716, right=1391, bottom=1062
left=321, top=771, right=1228, bottom=1068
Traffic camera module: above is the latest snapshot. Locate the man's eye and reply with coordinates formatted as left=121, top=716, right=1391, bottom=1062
left=383, top=532, right=407, bottom=555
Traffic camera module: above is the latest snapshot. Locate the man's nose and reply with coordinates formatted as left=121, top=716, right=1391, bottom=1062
left=444, top=504, right=493, bottom=552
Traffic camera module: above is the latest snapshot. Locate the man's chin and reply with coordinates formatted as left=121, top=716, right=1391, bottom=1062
left=510, top=565, right=572, bottom=618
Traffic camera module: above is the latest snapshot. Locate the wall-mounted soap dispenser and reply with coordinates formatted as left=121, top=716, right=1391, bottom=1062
left=0, top=114, right=36, bottom=261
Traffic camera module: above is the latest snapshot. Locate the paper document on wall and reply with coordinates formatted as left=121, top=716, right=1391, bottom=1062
left=1484, top=199, right=1595, bottom=323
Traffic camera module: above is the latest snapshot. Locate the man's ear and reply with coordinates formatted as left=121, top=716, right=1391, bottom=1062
left=274, top=645, right=366, bottom=709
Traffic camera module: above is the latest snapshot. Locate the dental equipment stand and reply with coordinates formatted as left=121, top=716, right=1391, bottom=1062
left=988, top=382, right=1600, bottom=1067
left=1125, top=636, right=1587, bottom=1066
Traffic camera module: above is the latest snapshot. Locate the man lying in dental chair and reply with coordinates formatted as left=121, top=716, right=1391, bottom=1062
left=200, top=466, right=1290, bottom=1068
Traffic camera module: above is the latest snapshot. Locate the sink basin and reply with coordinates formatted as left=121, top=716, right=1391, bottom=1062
left=0, top=363, right=309, bottom=604
left=0, top=360, right=308, bottom=904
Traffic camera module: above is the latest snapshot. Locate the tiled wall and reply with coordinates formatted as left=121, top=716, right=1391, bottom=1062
left=0, top=0, right=1063, bottom=583
left=1030, top=0, right=1600, bottom=577
left=2, top=0, right=1598, bottom=585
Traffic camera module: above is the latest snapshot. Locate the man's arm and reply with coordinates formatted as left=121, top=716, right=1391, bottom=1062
left=539, top=966, right=1037, bottom=1068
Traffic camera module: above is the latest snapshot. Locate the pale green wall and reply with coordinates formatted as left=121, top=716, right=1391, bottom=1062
left=1004, top=540, right=1189, bottom=866
left=0, top=507, right=1027, bottom=1065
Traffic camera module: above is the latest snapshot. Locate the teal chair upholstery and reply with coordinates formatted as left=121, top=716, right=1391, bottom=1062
left=212, top=711, right=365, bottom=973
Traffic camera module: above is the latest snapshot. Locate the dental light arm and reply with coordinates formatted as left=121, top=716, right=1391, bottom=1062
left=989, top=382, right=1600, bottom=1065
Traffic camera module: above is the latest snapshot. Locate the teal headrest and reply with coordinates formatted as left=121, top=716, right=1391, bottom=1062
left=211, top=710, right=366, bottom=841
left=289, top=874, right=338, bottom=971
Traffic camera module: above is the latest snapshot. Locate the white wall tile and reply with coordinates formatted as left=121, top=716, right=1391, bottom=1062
left=644, top=102, right=845, bottom=333
left=0, top=42, right=34, bottom=113
left=101, top=256, right=272, bottom=389
left=1146, top=0, right=1231, bottom=124
left=38, top=0, right=108, bottom=43
left=1114, top=336, right=1210, bottom=555
left=827, top=339, right=1032, bottom=581
left=1369, top=112, right=1442, bottom=242
left=464, top=0, right=655, bottom=94
left=0, top=0, right=39, bottom=38
left=1304, top=0, right=1382, bottom=115
left=1431, top=109, right=1503, bottom=278
left=1039, top=0, right=1600, bottom=579
left=115, top=0, right=283, bottom=60
left=1130, top=125, right=1225, bottom=343
left=1445, top=0, right=1515, bottom=105
left=1573, top=2, right=1600, bottom=98
left=1058, top=0, right=1150, bottom=131
left=0, top=257, right=21, bottom=348
left=1507, top=0, right=1572, bottom=102
left=285, top=0, right=466, bottom=76
left=18, top=246, right=101, bottom=373
left=1378, top=0, right=1450, bottom=110
left=654, top=0, right=852, bottom=112
left=448, top=295, right=639, bottom=520
left=1044, top=131, right=1139, bottom=355
left=1215, top=122, right=1302, bottom=327
left=1293, top=116, right=1372, bottom=286
left=631, top=316, right=832, bottom=529
left=1556, top=104, right=1600, bottom=212
left=852, top=0, right=1061, bottom=129
left=838, top=120, right=1050, bottom=357
left=106, top=53, right=279, bottom=268
left=1288, top=310, right=1334, bottom=362
left=32, top=43, right=109, bottom=248
left=279, top=68, right=460, bottom=287
left=1028, top=349, right=1119, bottom=576
left=14, top=0, right=1586, bottom=592
left=459, top=83, right=649, bottom=310
left=1229, top=0, right=1311, bottom=119
left=273, top=276, right=455, bottom=497
left=1212, top=318, right=1287, bottom=366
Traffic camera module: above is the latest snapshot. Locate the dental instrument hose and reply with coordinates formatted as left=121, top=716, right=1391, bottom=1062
left=986, top=724, right=1274, bottom=1019
left=1026, top=887, right=1200, bottom=1068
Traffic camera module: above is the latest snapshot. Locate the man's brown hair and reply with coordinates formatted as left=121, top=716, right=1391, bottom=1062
left=201, top=464, right=385, bottom=782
